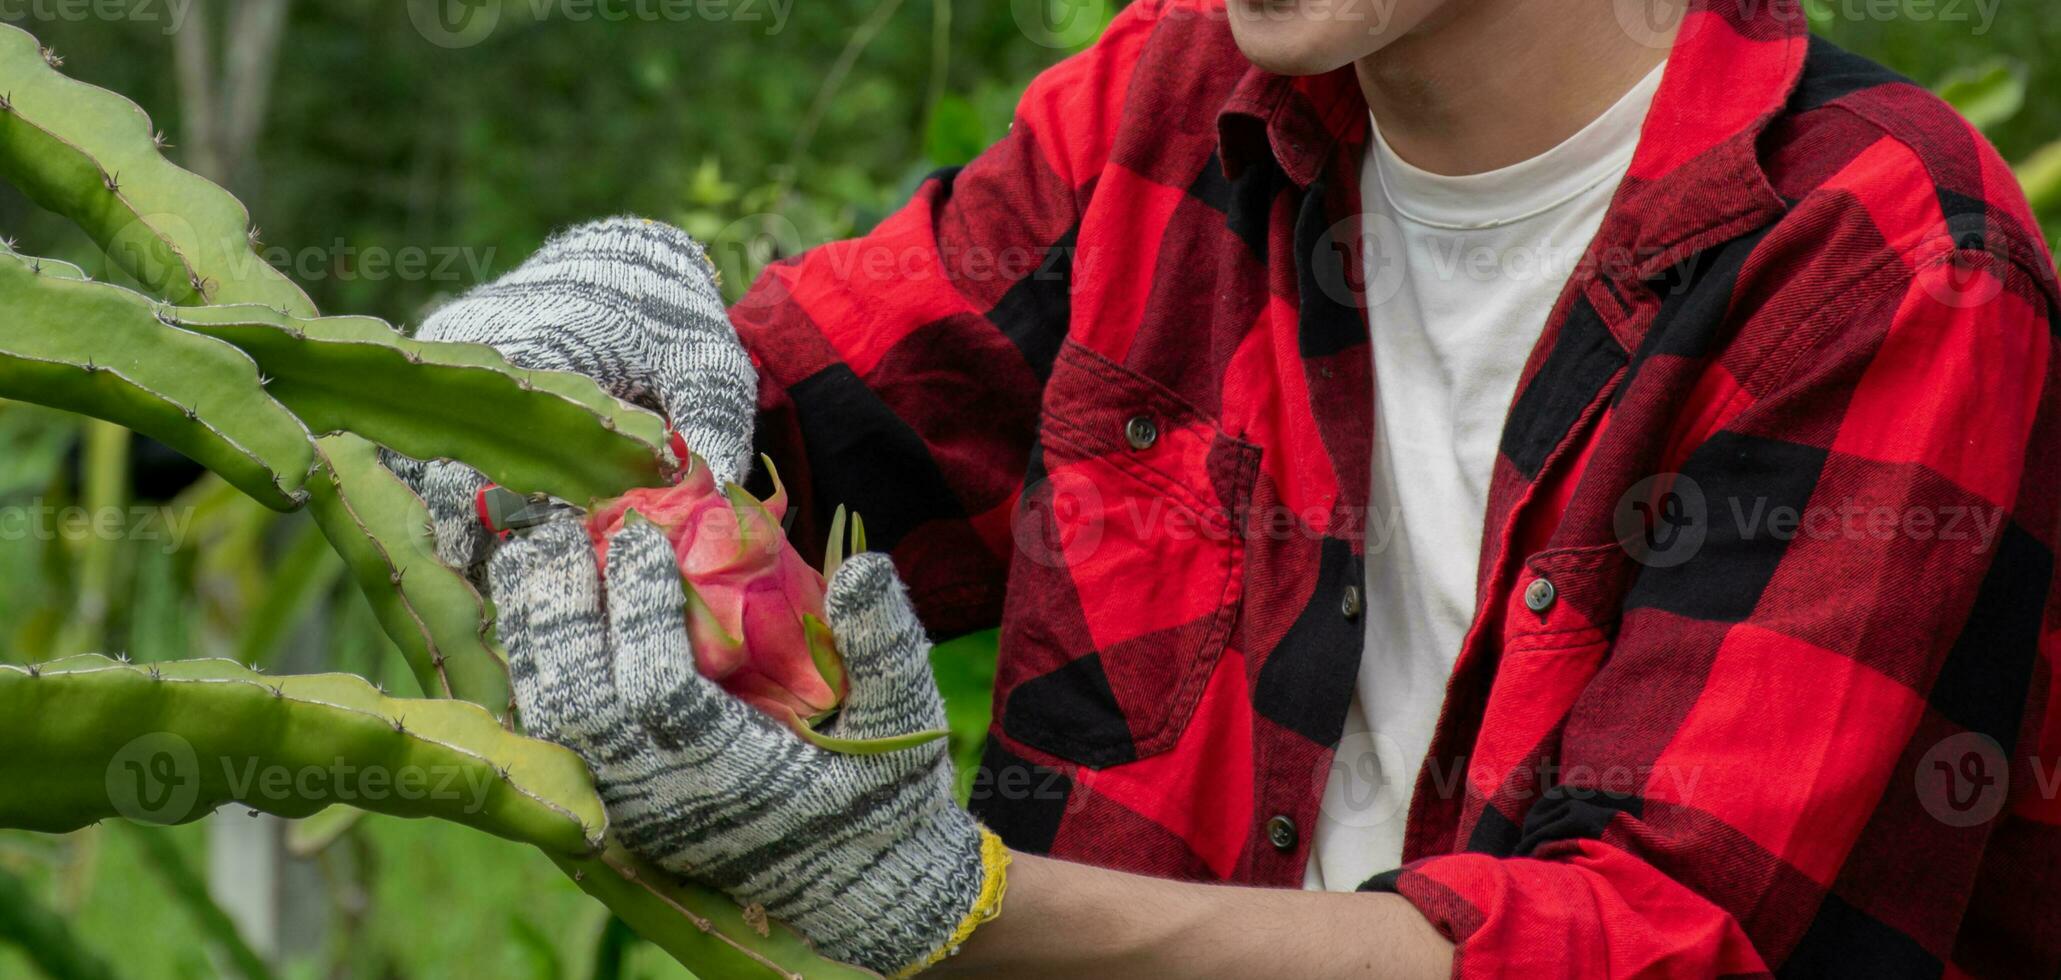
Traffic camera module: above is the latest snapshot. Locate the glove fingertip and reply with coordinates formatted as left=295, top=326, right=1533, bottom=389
left=488, top=523, right=602, bottom=621
left=485, top=531, right=539, bottom=601
left=379, top=448, right=425, bottom=484
left=826, top=553, right=914, bottom=626
left=825, top=554, right=932, bottom=691
left=604, top=519, right=677, bottom=578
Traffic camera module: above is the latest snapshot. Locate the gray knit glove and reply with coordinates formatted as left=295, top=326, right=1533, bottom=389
left=382, top=217, right=759, bottom=572
left=487, top=522, right=1004, bottom=976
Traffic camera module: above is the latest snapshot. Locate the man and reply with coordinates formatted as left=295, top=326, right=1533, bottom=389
left=397, top=0, right=2060, bottom=974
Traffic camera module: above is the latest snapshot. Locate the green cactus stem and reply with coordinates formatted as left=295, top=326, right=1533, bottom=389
left=0, top=654, right=875, bottom=979
left=552, top=845, right=877, bottom=980
left=0, top=24, right=313, bottom=313
left=0, top=255, right=668, bottom=508
left=0, top=654, right=602, bottom=855
left=306, top=434, right=512, bottom=709
left=173, top=303, right=671, bottom=506
left=0, top=253, right=313, bottom=510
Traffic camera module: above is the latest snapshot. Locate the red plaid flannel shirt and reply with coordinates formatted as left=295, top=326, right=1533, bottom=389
left=732, top=0, right=2061, bottom=974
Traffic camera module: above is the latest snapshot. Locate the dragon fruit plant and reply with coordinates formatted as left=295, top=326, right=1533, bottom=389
left=0, top=23, right=876, bottom=980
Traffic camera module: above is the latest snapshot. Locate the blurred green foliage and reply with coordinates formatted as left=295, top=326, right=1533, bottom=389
left=0, top=0, right=1080, bottom=322
left=0, top=1, right=2050, bottom=325
left=0, top=1, right=2054, bottom=977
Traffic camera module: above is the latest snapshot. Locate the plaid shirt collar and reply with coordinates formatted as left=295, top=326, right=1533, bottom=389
left=1215, top=0, right=1811, bottom=348
left=1215, top=62, right=1366, bottom=188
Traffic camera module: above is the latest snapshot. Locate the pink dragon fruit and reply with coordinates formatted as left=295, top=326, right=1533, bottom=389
left=586, top=456, right=846, bottom=723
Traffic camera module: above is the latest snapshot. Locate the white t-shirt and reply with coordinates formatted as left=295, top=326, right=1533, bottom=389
left=1304, top=63, right=1666, bottom=891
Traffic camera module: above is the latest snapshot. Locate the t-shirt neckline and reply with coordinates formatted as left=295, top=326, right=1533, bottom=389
left=1368, top=61, right=1667, bottom=232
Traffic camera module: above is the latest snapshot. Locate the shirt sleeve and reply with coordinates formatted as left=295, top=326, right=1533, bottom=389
left=727, top=5, right=1164, bottom=637
left=1367, top=247, right=2061, bottom=978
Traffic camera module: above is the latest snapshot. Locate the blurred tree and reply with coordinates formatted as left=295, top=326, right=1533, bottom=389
left=171, top=0, right=290, bottom=190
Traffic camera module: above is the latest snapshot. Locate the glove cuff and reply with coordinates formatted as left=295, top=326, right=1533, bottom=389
left=890, top=827, right=1012, bottom=979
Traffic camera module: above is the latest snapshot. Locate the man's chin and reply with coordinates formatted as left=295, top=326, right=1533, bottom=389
left=1236, top=42, right=1356, bottom=77
left=1226, top=13, right=1381, bottom=77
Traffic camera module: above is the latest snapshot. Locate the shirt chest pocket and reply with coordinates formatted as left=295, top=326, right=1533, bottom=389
left=994, top=341, right=1259, bottom=769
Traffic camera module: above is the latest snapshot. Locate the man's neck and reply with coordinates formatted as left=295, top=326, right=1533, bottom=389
left=1355, top=1, right=1679, bottom=176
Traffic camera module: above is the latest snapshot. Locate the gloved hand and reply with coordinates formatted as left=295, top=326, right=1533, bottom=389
left=381, top=217, right=759, bottom=572
left=487, top=521, right=1008, bottom=976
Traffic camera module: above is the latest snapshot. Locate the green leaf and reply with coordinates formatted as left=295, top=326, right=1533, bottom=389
left=922, top=94, right=988, bottom=168
left=0, top=862, right=120, bottom=980
left=1934, top=58, right=2027, bottom=133
left=119, top=822, right=274, bottom=980
left=231, top=517, right=344, bottom=670
left=791, top=716, right=950, bottom=756
left=588, top=916, right=639, bottom=980
left=284, top=804, right=365, bottom=858
left=2018, top=137, right=2061, bottom=220
left=930, top=629, right=998, bottom=804
left=0, top=400, right=77, bottom=497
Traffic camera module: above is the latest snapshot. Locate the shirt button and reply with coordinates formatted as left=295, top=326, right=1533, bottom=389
left=1123, top=415, right=1158, bottom=451
left=1340, top=584, right=1363, bottom=621
left=1524, top=576, right=1556, bottom=613
left=1266, top=814, right=1298, bottom=851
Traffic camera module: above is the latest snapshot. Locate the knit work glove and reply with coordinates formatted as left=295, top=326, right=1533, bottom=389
left=382, top=217, right=758, bottom=572
left=487, top=521, right=1008, bottom=976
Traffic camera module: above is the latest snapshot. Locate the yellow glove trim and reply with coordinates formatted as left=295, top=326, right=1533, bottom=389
left=892, top=827, right=1012, bottom=978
